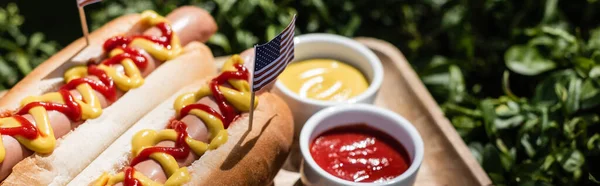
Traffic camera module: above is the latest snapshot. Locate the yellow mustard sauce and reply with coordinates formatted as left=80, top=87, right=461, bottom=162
left=278, top=59, right=369, bottom=101
left=94, top=55, right=257, bottom=186
left=0, top=10, right=181, bottom=162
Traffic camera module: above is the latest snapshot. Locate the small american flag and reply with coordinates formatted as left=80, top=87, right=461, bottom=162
left=77, top=0, right=101, bottom=7
left=252, top=15, right=297, bottom=92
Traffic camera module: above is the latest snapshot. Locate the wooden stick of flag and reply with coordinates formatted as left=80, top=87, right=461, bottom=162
left=76, top=0, right=102, bottom=46
left=248, top=15, right=297, bottom=127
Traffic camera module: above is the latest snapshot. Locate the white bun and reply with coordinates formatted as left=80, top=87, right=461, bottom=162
left=69, top=81, right=294, bottom=186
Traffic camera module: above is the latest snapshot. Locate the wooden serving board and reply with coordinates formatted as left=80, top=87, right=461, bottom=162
left=213, top=37, right=492, bottom=186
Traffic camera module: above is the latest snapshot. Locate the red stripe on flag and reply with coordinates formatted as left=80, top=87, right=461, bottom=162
left=254, top=43, right=294, bottom=77
left=252, top=60, right=288, bottom=89
left=78, top=0, right=101, bottom=7
left=281, top=18, right=296, bottom=33
left=252, top=14, right=296, bottom=91
left=254, top=45, right=294, bottom=79
left=253, top=52, right=294, bottom=87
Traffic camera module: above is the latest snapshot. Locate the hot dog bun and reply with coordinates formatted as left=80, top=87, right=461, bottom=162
left=69, top=54, right=293, bottom=186
left=0, top=6, right=217, bottom=109
left=186, top=92, right=293, bottom=186
left=0, top=14, right=143, bottom=109
left=0, top=6, right=218, bottom=185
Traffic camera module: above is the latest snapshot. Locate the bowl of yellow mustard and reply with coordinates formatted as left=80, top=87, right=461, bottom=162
left=274, top=33, right=383, bottom=135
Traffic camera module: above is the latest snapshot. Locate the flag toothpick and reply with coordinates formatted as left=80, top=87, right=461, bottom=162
left=76, top=0, right=102, bottom=46
left=77, top=6, right=90, bottom=46
left=248, top=15, right=297, bottom=127
left=248, top=78, right=256, bottom=128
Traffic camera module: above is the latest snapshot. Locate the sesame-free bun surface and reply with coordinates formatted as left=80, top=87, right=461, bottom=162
left=0, top=6, right=218, bottom=185
left=69, top=82, right=294, bottom=186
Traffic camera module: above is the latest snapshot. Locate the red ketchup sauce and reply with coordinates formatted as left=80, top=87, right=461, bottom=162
left=125, top=120, right=190, bottom=185
left=130, top=120, right=191, bottom=166
left=124, top=166, right=140, bottom=186
left=180, top=63, right=249, bottom=128
left=310, top=124, right=411, bottom=183
left=122, top=63, right=249, bottom=184
left=0, top=22, right=173, bottom=140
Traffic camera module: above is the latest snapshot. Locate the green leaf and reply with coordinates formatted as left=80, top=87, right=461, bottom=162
left=542, top=0, right=558, bottom=23
left=6, top=3, right=19, bottom=16
left=468, top=142, right=484, bottom=164
left=277, top=8, right=297, bottom=28
left=207, top=32, right=231, bottom=53
left=230, top=0, right=258, bottom=26
left=495, top=139, right=515, bottom=171
left=214, top=0, right=237, bottom=15
left=520, top=114, right=539, bottom=133
left=505, top=45, right=556, bottom=76
left=539, top=106, right=552, bottom=131
left=565, top=78, right=582, bottom=115
left=234, top=30, right=258, bottom=50
left=422, top=72, right=449, bottom=85
left=580, top=79, right=600, bottom=109
left=555, top=82, right=568, bottom=103
left=265, top=24, right=278, bottom=42
left=564, top=118, right=582, bottom=138
left=0, top=9, right=7, bottom=25
left=495, top=102, right=520, bottom=117
left=587, top=27, right=600, bottom=50
left=481, top=99, right=497, bottom=137
left=27, top=32, right=44, bottom=53
left=6, top=52, right=31, bottom=75
left=557, top=150, right=585, bottom=173
left=528, top=35, right=555, bottom=47
left=448, top=65, right=465, bottom=103
left=495, top=115, right=524, bottom=129
left=521, top=133, right=536, bottom=157
left=482, top=144, right=506, bottom=183
left=37, top=42, right=57, bottom=55
left=541, top=26, right=576, bottom=43
left=502, top=71, right=518, bottom=101
left=590, top=65, right=600, bottom=78
left=441, top=5, right=465, bottom=29
left=341, top=14, right=361, bottom=36
left=8, top=27, right=27, bottom=46
left=310, top=0, right=330, bottom=23
left=424, top=0, right=449, bottom=9
left=0, top=37, right=19, bottom=51
left=452, top=116, right=477, bottom=128
left=574, top=57, right=595, bottom=77
left=587, top=134, right=600, bottom=150
left=257, top=0, right=277, bottom=17
left=542, top=155, right=555, bottom=171
left=534, top=70, right=576, bottom=105
left=5, top=3, right=22, bottom=26
left=442, top=103, right=482, bottom=117
left=306, top=14, right=320, bottom=32
left=0, top=58, right=18, bottom=86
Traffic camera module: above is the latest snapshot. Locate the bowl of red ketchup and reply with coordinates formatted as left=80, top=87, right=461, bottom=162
left=299, top=104, right=424, bottom=186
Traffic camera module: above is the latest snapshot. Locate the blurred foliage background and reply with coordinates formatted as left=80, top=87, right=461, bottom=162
left=2, top=0, right=600, bottom=185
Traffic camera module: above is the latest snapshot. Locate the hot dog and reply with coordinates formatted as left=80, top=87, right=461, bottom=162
left=0, top=7, right=218, bottom=185
left=69, top=50, right=294, bottom=186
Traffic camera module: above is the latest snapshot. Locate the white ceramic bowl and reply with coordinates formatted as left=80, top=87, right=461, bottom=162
left=299, top=104, right=424, bottom=186
left=274, top=33, right=384, bottom=135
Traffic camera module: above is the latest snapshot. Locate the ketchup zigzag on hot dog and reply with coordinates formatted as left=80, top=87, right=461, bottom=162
left=0, top=7, right=217, bottom=185
left=69, top=50, right=293, bottom=186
